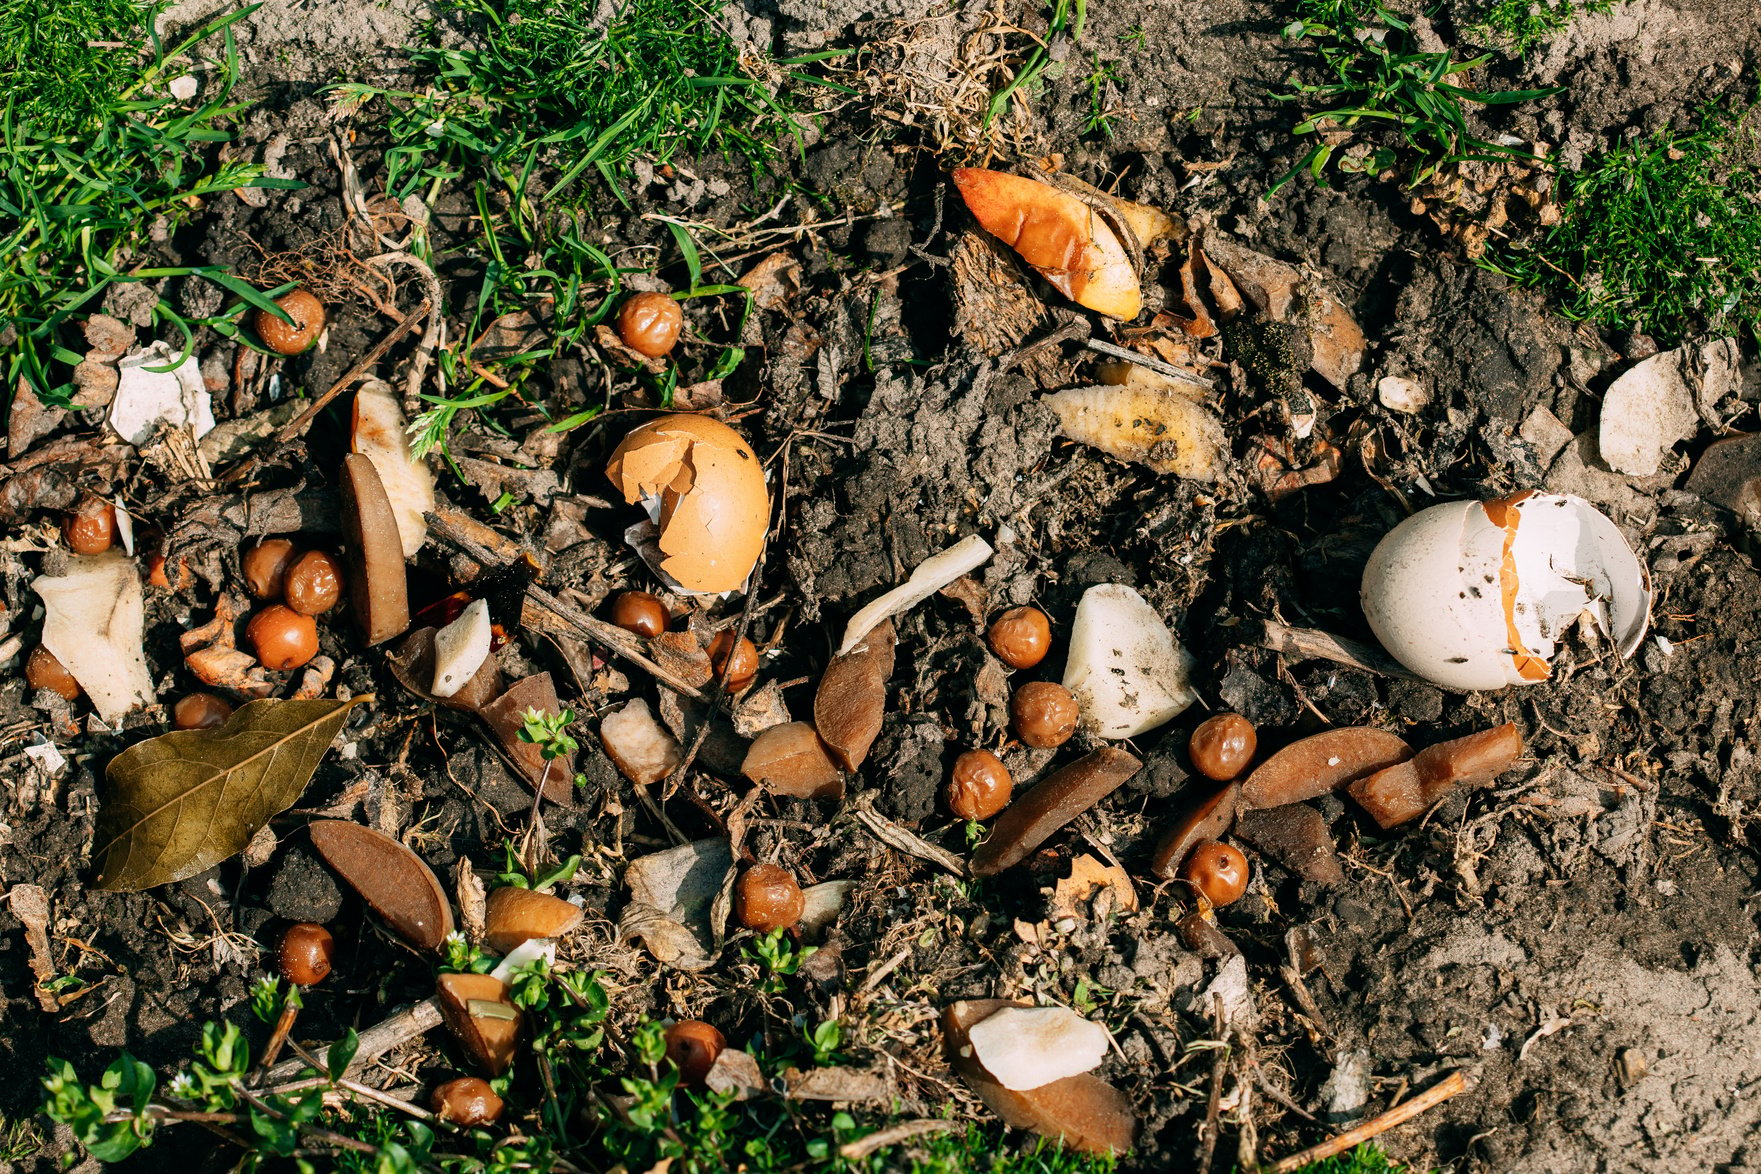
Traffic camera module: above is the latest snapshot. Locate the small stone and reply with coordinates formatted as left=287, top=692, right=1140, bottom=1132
left=1377, top=375, right=1429, bottom=414
left=1684, top=432, right=1761, bottom=530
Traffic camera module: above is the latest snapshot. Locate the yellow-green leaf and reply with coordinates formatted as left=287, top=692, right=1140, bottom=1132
left=93, top=696, right=371, bottom=891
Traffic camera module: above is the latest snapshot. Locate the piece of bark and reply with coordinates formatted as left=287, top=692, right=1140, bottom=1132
left=814, top=619, right=895, bottom=770
left=1149, top=782, right=1239, bottom=879
left=970, top=748, right=1141, bottom=877
left=310, top=821, right=454, bottom=951
left=484, top=887, right=584, bottom=955
left=943, top=1000, right=1138, bottom=1157
left=1234, top=803, right=1344, bottom=886
left=479, top=673, right=577, bottom=804
left=436, top=972, right=522, bottom=1075
left=741, top=722, right=844, bottom=800
left=1239, top=728, right=1412, bottom=810
left=1177, top=911, right=1240, bottom=959
left=389, top=626, right=505, bottom=714
left=650, top=630, right=713, bottom=690
left=340, top=452, right=411, bottom=645
left=1348, top=723, right=1523, bottom=828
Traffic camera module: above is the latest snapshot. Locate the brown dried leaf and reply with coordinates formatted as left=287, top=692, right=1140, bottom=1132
left=1238, top=728, right=1412, bottom=811
left=741, top=722, right=844, bottom=800
left=814, top=619, right=895, bottom=771
left=1049, top=854, right=1138, bottom=923
left=94, top=697, right=370, bottom=891
left=480, top=673, right=577, bottom=804
left=311, top=819, right=455, bottom=951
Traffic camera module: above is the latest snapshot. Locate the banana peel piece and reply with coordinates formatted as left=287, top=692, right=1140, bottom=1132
left=952, top=169, right=1141, bottom=320
left=1045, top=381, right=1227, bottom=482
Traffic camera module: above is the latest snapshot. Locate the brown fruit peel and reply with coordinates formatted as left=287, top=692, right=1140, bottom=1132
left=309, top=819, right=454, bottom=951
left=813, top=619, right=895, bottom=771
left=970, top=747, right=1141, bottom=876
left=1149, top=781, right=1239, bottom=879
left=740, top=721, right=844, bottom=800
left=1238, top=728, right=1413, bottom=810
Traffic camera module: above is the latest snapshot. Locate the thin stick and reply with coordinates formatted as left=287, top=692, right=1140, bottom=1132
left=1082, top=337, right=1216, bottom=390
left=1258, top=619, right=1428, bottom=684
left=838, top=1118, right=959, bottom=1160
left=851, top=797, right=968, bottom=878
left=221, top=300, right=431, bottom=484
left=263, top=997, right=443, bottom=1084
left=255, top=999, right=301, bottom=1078
left=283, top=1040, right=437, bottom=1122
left=1267, top=1069, right=1473, bottom=1174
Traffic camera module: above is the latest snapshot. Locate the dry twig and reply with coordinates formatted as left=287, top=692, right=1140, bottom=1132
left=1267, top=1069, right=1474, bottom=1173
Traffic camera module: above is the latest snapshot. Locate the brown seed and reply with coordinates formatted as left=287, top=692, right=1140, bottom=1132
left=609, top=590, right=668, bottom=637
left=254, top=289, right=326, bottom=355
left=708, top=629, right=759, bottom=692
left=616, top=291, right=684, bottom=358
left=947, top=749, right=1013, bottom=821
left=64, top=496, right=117, bottom=556
left=1011, top=681, right=1079, bottom=748
left=1238, top=727, right=1413, bottom=810
left=813, top=619, right=894, bottom=771
left=340, top=453, right=411, bottom=647
left=483, top=887, right=585, bottom=956
left=740, top=721, right=844, bottom=800
left=309, top=820, right=455, bottom=952
left=987, top=606, right=1052, bottom=670
left=664, top=1019, right=726, bottom=1087
left=1180, top=840, right=1249, bottom=907
left=1188, top=713, right=1257, bottom=781
left=173, top=692, right=234, bottom=730
left=970, top=748, right=1141, bottom=877
left=283, top=550, right=343, bottom=615
left=1348, top=723, right=1524, bottom=829
left=247, top=605, right=319, bottom=671
left=25, top=645, right=81, bottom=701
left=735, top=863, right=805, bottom=934
left=431, top=1076, right=504, bottom=1126
left=243, top=538, right=300, bottom=600
left=277, top=922, right=335, bottom=986
left=436, top=972, right=522, bottom=1075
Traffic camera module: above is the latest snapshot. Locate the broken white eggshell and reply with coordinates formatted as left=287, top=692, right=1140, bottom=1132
left=966, top=1005, right=1109, bottom=1091
left=1045, top=383, right=1227, bottom=482
left=431, top=599, right=491, bottom=699
left=1062, top=584, right=1197, bottom=737
left=606, top=414, right=770, bottom=595
left=109, top=342, right=216, bottom=447
left=351, top=382, right=435, bottom=559
left=1598, top=338, right=1740, bottom=476
left=837, top=533, right=993, bottom=655
left=1361, top=492, right=1652, bottom=691
left=32, top=552, right=155, bottom=723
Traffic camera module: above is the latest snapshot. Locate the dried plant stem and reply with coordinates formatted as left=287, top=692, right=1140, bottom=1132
left=263, top=997, right=443, bottom=1085
left=1267, top=1069, right=1473, bottom=1173
left=1258, top=619, right=1427, bottom=683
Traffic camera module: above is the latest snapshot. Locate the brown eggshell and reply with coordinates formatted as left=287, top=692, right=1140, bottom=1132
left=943, top=999, right=1138, bottom=1157
left=604, top=414, right=769, bottom=594
left=1238, top=728, right=1413, bottom=810
left=340, top=452, right=411, bottom=646
left=740, top=721, right=844, bottom=800
left=951, top=168, right=1141, bottom=321
left=970, top=748, right=1141, bottom=877
left=484, top=887, right=584, bottom=955
left=1149, top=781, right=1239, bottom=879
left=1348, top=723, right=1524, bottom=829
left=388, top=627, right=505, bottom=714
left=437, top=972, right=523, bottom=1075
left=813, top=619, right=894, bottom=771
left=479, top=673, right=578, bottom=805
left=309, top=820, right=454, bottom=952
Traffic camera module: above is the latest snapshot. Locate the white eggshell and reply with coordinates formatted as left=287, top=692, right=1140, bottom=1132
left=966, top=1005, right=1109, bottom=1091
left=1361, top=493, right=1651, bottom=691
left=431, top=599, right=491, bottom=698
left=1062, top=583, right=1196, bottom=737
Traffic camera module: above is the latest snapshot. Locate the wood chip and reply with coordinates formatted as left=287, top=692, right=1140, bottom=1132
left=10, top=884, right=58, bottom=1012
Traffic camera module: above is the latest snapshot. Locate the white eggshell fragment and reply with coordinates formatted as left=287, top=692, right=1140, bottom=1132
left=352, top=382, right=435, bottom=559
left=1062, top=584, right=1197, bottom=738
left=967, top=1005, right=1109, bottom=1091
left=1361, top=492, right=1651, bottom=691
left=836, top=534, right=993, bottom=655
left=1598, top=338, right=1740, bottom=476
left=431, top=599, right=491, bottom=699
left=32, top=552, right=155, bottom=723
left=109, top=342, right=215, bottom=447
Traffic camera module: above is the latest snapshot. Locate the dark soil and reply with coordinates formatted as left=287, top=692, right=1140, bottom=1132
left=5, top=0, right=1761, bottom=1171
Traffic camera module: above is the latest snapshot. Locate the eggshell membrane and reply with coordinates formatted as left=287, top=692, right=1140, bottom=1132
left=606, top=415, right=769, bottom=594
left=1362, top=493, right=1651, bottom=691
left=952, top=169, right=1141, bottom=320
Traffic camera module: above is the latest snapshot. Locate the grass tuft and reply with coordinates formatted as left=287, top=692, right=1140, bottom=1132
left=1468, top=0, right=1617, bottom=57
left=1488, top=99, right=1761, bottom=344
left=1289, top=1143, right=1416, bottom=1173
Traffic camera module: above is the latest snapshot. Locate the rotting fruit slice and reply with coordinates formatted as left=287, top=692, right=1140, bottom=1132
left=1348, top=723, right=1524, bottom=829
left=437, top=972, right=523, bottom=1075
left=970, top=748, right=1141, bottom=876
left=952, top=169, right=1142, bottom=320
left=1238, top=727, right=1413, bottom=810
left=484, top=887, right=584, bottom=955
left=813, top=619, right=895, bottom=771
left=943, top=999, right=1138, bottom=1156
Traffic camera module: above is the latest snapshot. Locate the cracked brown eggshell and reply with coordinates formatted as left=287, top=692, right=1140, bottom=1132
left=605, top=414, right=769, bottom=595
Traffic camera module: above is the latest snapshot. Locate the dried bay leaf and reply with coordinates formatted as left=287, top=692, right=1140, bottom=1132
left=94, top=696, right=370, bottom=891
